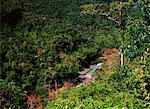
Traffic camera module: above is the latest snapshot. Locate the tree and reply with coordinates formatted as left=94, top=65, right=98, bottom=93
left=80, top=0, right=134, bottom=65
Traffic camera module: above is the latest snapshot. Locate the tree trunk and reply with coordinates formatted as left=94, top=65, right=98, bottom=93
left=121, top=53, right=124, bottom=66
left=119, top=6, right=125, bottom=66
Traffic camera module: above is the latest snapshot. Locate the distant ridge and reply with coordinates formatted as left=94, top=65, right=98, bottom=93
left=97, top=0, right=128, bottom=2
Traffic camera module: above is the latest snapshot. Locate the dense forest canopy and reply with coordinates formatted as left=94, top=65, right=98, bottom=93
left=0, top=0, right=149, bottom=108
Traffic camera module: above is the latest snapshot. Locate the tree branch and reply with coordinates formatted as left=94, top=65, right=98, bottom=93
left=99, top=13, right=119, bottom=24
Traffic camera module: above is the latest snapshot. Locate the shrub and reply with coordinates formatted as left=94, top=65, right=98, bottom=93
left=0, top=80, right=27, bottom=108
left=46, top=62, right=150, bottom=109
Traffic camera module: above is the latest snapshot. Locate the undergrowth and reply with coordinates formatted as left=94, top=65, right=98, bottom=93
left=46, top=58, right=150, bottom=109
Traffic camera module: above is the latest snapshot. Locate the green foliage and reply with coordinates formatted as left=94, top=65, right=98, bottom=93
left=0, top=80, right=27, bottom=108
left=1, top=0, right=119, bottom=107
left=46, top=63, right=150, bottom=109
left=1, top=0, right=149, bottom=108
left=124, top=0, right=150, bottom=59
left=80, top=0, right=134, bottom=23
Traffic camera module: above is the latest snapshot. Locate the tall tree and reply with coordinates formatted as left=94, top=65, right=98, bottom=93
left=81, top=0, right=134, bottom=65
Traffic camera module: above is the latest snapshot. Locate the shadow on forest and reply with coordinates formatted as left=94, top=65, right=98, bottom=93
left=1, top=8, right=23, bottom=27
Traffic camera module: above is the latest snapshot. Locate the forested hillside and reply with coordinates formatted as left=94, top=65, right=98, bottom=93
left=0, top=0, right=149, bottom=109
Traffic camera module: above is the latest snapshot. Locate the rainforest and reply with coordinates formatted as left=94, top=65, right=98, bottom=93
left=0, top=0, right=149, bottom=109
